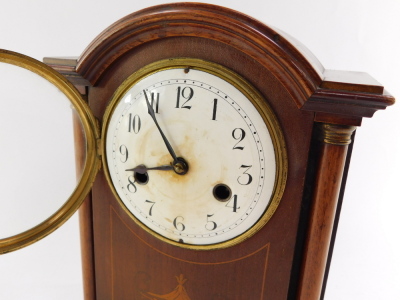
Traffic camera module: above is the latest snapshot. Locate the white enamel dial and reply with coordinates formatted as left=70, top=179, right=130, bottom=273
left=104, top=60, right=284, bottom=248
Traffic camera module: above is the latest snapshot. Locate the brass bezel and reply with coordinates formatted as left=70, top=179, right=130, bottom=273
left=0, top=50, right=100, bottom=254
left=102, top=58, right=287, bottom=250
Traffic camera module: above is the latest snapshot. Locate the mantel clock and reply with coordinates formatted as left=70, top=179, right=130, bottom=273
left=0, top=3, right=394, bottom=300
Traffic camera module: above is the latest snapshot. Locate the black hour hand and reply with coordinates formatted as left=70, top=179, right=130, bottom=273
left=125, top=164, right=174, bottom=174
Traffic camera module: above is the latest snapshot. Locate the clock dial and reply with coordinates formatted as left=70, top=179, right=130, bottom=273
left=103, top=59, right=286, bottom=248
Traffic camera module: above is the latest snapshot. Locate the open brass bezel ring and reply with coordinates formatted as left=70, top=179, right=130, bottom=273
left=0, top=50, right=100, bottom=254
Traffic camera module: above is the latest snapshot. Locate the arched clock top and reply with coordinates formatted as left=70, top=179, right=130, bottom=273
left=45, top=3, right=394, bottom=127
left=76, top=3, right=324, bottom=107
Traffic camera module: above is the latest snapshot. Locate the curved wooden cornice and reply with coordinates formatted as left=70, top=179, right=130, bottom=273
left=76, top=3, right=324, bottom=108
left=306, top=70, right=394, bottom=125
left=46, top=3, right=393, bottom=124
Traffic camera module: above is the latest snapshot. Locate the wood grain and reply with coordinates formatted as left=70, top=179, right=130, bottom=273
left=44, top=3, right=395, bottom=300
left=87, top=33, right=314, bottom=300
left=76, top=3, right=323, bottom=107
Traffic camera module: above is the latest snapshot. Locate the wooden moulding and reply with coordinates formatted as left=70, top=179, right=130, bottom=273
left=76, top=2, right=324, bottom=107
left=47, top=4, right=394, bottom=125
left=43, top=57, right=90, bottom=87
left=306, top=70, right=394, bottom=127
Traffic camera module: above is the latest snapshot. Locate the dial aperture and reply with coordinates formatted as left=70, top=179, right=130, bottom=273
left=133, top=166, right=149, bottom=184
left=213, top=184, right=232, bottom=202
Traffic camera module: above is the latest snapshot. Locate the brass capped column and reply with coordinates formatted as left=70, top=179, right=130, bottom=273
left=297, top=123, right=356, bottom=300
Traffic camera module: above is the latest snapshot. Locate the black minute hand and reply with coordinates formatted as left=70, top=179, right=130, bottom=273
left=143, top=90, right=179, bottom=163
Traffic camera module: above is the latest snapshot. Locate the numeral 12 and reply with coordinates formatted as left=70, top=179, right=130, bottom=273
left=176, top=86, right=193, bottom=109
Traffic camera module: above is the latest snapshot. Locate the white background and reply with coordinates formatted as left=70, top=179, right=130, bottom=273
left=0, top=0, right=399, bottom=299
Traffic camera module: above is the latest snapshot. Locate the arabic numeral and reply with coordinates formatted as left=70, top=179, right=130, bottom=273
left=232, top=128, right=246, bottom=150
left=176, top=86, right=193, bottom=109
left=150, top=92, right=160, bottom=113
left=128, top=113, right=141, bottom=133
left=205, top=214, right=217, bottom=231
left=173, top=216, right=185, bottom=231
left=127, top=176, right=137, bottom=193
left=226, top=194, right=240, bottom=212
left=212, top=98, right=218, bottom=120
left=119, top=145, right=128, bottom=163
left=145, top=200, right=155, bottom=216
left=237, top=165, right=253, bottom=185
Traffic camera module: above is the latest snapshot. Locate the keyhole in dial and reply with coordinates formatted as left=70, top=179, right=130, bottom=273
left=134, top=171, right=149, bottom=185
left=213, top=184, right=232, bottom=202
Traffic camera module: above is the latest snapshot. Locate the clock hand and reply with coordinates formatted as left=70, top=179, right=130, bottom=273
left=125, top=164, right=174, bottom=174
left=143, top=90, right=189, bottom=175
left=144, top=90, right=178, bottom=161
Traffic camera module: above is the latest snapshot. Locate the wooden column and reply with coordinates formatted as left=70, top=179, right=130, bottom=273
left=297, top=123, right=356, bottom=300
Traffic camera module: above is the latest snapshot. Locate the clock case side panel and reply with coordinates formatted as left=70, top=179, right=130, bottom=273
left=44, top=57, right=97, bottom=300
left=72, top=84, right=97, bottom=300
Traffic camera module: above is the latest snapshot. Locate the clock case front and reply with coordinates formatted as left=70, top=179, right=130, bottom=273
left=38, top=3, right=393, bottom=300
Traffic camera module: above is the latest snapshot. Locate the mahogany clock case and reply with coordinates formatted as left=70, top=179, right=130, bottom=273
left=43, top=3, right=393, bottom=300
left=79, top=11, right=315, bottom=300
left=0, top=0, right=396, bottom=299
